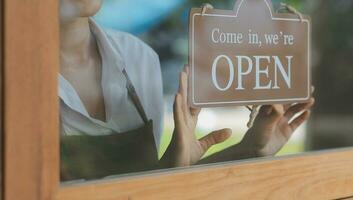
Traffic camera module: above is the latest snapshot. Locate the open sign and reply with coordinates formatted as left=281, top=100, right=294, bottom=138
left=211, top=55, right=292, bottom=91
left=188, top=0, right=311, bottom=107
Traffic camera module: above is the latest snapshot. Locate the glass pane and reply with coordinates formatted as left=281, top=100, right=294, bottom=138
left=59, top=0, right=353, bottom=183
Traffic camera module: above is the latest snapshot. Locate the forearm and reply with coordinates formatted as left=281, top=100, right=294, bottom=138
left=158, top=136, right=184, bottom=169
left=197, top=141, right=258, bottom=165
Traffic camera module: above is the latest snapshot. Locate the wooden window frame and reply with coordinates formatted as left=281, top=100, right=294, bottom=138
left=2, top=1, right=353, bottom=199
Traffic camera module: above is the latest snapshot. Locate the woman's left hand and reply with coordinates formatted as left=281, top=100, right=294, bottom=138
left=240, top=99, right=315, bottom=157
left=161, top=65, right=232, bottom=167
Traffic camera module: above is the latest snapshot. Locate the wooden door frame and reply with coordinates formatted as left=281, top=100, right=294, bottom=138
left=1, top=0, right=3, bottom=198
left=2, top=0, right=353, bottom=200
left=3, top=0, right=59, bottom=200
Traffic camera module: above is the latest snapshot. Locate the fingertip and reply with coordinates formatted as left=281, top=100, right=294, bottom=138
left=310, top=97, right=315, bottom=105
left=217, top=128, right=232, bottom=141
left=305, top=98, right=315, bottom=108
left=221, top=128, right=233, bottom=138
left=224, top=128, right=232, bottom=133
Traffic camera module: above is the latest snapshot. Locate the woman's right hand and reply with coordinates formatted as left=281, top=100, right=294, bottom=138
left=161, top=65, right=232, bottom=167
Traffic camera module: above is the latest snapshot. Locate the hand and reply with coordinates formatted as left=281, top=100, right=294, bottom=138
left=240, top=98, right=315, bottom=157
left=161, top=65, right=232, bottom=167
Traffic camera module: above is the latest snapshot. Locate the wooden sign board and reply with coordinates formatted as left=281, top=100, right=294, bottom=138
left=188, top=0, right=311, bottom=107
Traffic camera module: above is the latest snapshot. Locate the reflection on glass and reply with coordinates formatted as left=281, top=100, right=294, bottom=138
left=59, top=0, right=353, bottom=182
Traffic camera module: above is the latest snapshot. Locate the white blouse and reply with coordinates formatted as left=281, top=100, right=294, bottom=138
left=59, top=19, right=164, bottom=150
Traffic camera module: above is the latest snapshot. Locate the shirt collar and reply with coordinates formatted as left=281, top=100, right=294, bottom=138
left=88, top=18, right=125, bottom=72
left=58, top=18, right=126, bottom=122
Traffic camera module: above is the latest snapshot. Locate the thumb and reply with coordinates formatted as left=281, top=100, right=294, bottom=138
left=267, top=104, right=284, bottom=123
left=199, top=128, right=232, bottom=152
left=253, top=105, right=282, bottom=127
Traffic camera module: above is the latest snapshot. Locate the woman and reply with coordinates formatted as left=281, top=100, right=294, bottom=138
left=59, top=0, right=315, bottom=180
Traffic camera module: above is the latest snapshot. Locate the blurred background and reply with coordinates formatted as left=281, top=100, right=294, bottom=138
left=94, top=0, right=353, bottom=158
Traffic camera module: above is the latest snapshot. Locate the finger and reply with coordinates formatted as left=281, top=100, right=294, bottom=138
left=173, top=93, right=191, bottom=143
left=284, top=98, right=315, bottom=121
left=178, top=65, right=188, bottom=95
left=286, top=86, right=314, bottom=113
left=268, top=104, right=284, bottom=121
left=184, top=64, right=199, bottom=117
left=179, top=67, right=188, bottom=114
left=173, top=93, right=184, bottom=126
left=289, top=110, right=311, bottom=132
left=199, top=128, right=232, bottom=152
left=256, top=105, right=283, bottom=127
left=178, top=68, right=187, bottom=102
left=183, top=64, right=200, bottom=118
